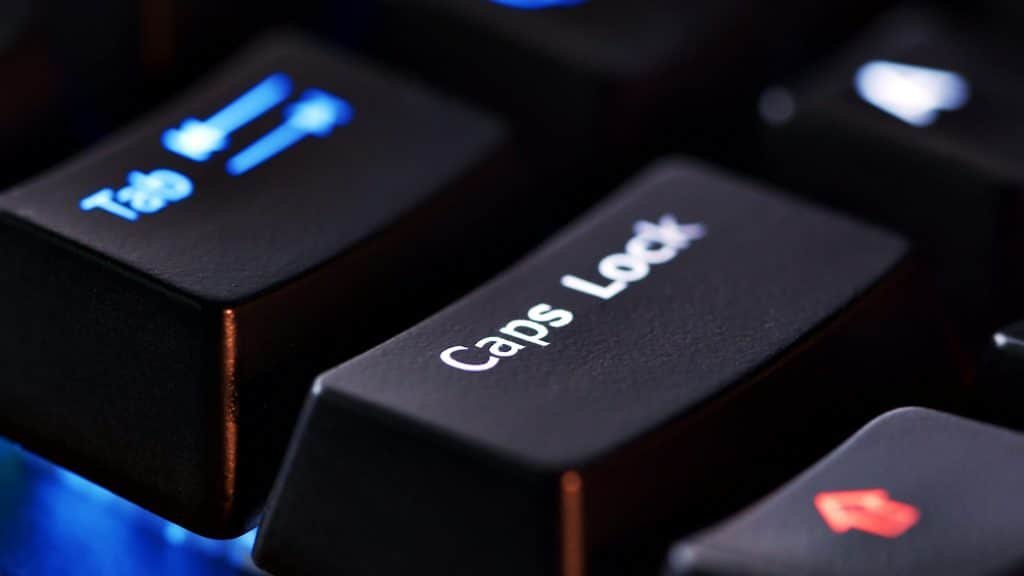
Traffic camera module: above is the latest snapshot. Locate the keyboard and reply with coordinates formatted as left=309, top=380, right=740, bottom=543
left=1, top=1, right=1023, bottom=574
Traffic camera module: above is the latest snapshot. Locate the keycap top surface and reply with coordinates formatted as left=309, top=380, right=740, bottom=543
left=318, top=158, right=907, bottom=468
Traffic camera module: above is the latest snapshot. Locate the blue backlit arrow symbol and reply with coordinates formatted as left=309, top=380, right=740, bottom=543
left=162, top=73, right=293, bottom=162
left=225, top=89, right=354, bottom=176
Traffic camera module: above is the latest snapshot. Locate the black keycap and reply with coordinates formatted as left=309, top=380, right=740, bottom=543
left=254, top=159, right=958, bottom=576
left=665, top=407, right=1024, bottom=576
left=760, top=4, right=1024, bottom=350
left=367, top=0, right=888, bottom=197
left=0, top=34, right=521, bottom=537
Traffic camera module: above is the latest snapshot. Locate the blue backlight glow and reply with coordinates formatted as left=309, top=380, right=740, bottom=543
left=226, top=89, right=353, bottom=175
left=163, top=73, right=293, bottom=162
left=81, top=73, right=354, bottom=218
left=80, top=169, right=193, bottom=221
left=0, top=436, right=259, bottom=575
left=490, top=0, right=587, bottom=9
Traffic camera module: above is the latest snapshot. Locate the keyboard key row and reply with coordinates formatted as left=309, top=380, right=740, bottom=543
left=5, top=2, right=1023, bottom=567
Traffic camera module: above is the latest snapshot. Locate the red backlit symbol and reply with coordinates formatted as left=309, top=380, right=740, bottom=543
left=814, top=489, right=920, bottom=539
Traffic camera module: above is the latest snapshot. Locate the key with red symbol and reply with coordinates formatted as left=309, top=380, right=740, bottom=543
left=665, top=408, right=1024, bottom=576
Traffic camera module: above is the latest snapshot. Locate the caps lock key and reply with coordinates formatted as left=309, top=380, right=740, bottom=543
left=255, top=158, right=960, bottom=576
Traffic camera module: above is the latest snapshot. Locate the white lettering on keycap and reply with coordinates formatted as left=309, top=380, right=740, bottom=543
left=440, top=304, right=574, bottom=372
left=561, top=215, right=705, bottom=301
left=439, top=346, right=501, bottom=372
left=440, top=214, right=706, bottom=372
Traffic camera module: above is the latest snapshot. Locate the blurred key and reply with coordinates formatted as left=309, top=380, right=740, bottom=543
left=760, top=4, right=1024, bottom=350
left=0, top=35, right=520, bottom=537
left=665, top=408, right=1024, bottom=576
left=367, top=0, right=890, bottom=200
left=254, top=159, right=957, bottom=576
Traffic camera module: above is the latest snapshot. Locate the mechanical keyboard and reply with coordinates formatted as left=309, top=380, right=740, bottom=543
left=1, top=1, right=1022, bottom=575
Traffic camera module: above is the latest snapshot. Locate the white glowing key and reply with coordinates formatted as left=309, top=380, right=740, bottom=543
left=854, top=60, right=970, bottom=127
